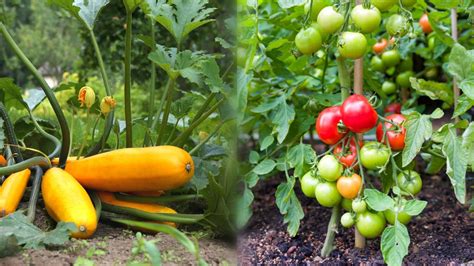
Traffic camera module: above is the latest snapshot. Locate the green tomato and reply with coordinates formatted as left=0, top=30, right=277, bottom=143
left=317, top=155, right=343, bottom=181
left=396, top=70, right=415, bottom=88
left=381, top=50, right=401, bottom=67
left=351, top=5, right=381, bottom=34
left=384, top=209, right=412, bottom=224
left=341, top=198, right=353, bottom=211
left=311, top=22, right=328, bottom=41
left=360, top=141, right=391, bottom=170
left=424, top=67, right=438, bottom=79
left=370, top=0, right=397, bottom=11
left=341, top=213, right=355, bottom=228
left=386, top=14, right=409, bottom=36
left=385, top=66, right=396, bottom=76
left=356, top=212, right=386, bottom=239
left=315, top=182, right=342, bottom=207
left=398, top=57, right=413, bottom=72
left=300, top=171, right=320, bottom=198
left=338, top=32, right=367, bottom=59
left=382, top=81, right=397, bottom=95
left=370, top=56, right=385, bottom=72
left=397, top=170, right=422, bottom=195
left=317, top=6, right=344, bottom=34
left=401, top=0, right=417, bottom=7
left=295, top=27, right=322, bottom=55
left=428, top=36, right=436, bottom=51
left=352, top=198, right=367, bottom=213
left=304, top=0, right=331, bottom=20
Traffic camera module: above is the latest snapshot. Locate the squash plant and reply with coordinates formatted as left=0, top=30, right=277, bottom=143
left=0, top=0, right=237, bottom=258
left=237, top=0, right=472, bottom=265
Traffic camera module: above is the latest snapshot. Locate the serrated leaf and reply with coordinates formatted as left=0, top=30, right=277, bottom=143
left=200, top=59, right=225, bottom=93
left=253, top=159, right=276, bottom=175
left=409, top=78, right=453, bottom=106
left=364, top=189, right=394, bottom=211
left=275, top=180, right=304, bottom=237
left=74, top=0, right=110, bottom=29
left=287, top=143, right=316, bottom=178
left=442, top=126, right=467, bottom=204
left=402, top=200, right=427, bottom=216
left=271, top=97, right=295, bottom=143
left=460, top=78, right=474, bottom=100
left=453, top=94, right=474, bottom=117
left=153, top=0, right=215, bottom=44
left=447, top=43, right=474, bottom=81
left=381, top=222, right=410, bottom=266
left=140, top=0, right=171, bottom=18
left=0, top=78, right=28, bottom=110
left=402, top=113, right=432, bottom=167
left=462, top=122, right=474, bottom=170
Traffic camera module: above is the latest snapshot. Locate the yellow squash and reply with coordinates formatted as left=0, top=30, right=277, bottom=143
left=0, top=169, right=31, bottom=217
left=42, top=168, right=97, bottom=239
left=64, top=146, right=194, bottom=192
left=98, top=192, right=177, bottom=227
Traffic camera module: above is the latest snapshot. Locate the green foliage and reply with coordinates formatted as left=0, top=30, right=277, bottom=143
left=381, top=221, right=410, bottom=266
left=0, top=212, right=76, bottom=257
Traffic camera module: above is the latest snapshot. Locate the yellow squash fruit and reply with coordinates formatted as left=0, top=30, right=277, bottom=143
left=64, top=146, right=194, bottom=192
left=0, top=169, right=30, bottom=217
left=42, top=168, right=97, bottom=239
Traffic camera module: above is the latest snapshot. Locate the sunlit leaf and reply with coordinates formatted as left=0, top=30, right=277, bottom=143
left=442, top=126, right=467, bottom=204
left=381, top=221, right=410, bottom=266
left=275, top=180, right=304, bottom=237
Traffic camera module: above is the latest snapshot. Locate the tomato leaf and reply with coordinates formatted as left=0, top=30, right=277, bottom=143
left=462, top=122, right=474, bottom=172
left=453, top=94, right=474, bottom=117
left=447, top=44, right=474, bottom=83
left=381, top=221, right=410, bottom=266
left=402, top=113, right=433, bottom=167
left=459, top=78, right=474, bottom=100
left=275, top=180, right=304, bottom=237
left=409, top=78, right=453, bottom=106
left=277, top=0, right=305, bottom=8
left=0, top=212, right=76, bottom=250
left=260, top=135, right=274, bottom=150
left=402, top=199, right=427, bottom=216
left=253, top=159, right=276, bottom=175
left=235, top=186, right=254, bottom=228
left=364, top=189, right=394, bottom=212
left=424, top=153, right=446, bottom=174
left=271, top=96, right=295, bottom=143
left=442, top=126, right=467, bottom=204
left=287, top=143, right=316, bottom=178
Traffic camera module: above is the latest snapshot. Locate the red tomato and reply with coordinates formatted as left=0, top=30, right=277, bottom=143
left=316, top=106, right=347, bottom=145
left=333, top=137, right=363, bottom=168
left=341, top=95, right=378, bottom=133
left=419, top=14, right=432, bottom=34
left=372, top=38, right=388, bottom=54
left=384, top=103, right=402, bottom=114
left=376, top=114, right=406, bottom=150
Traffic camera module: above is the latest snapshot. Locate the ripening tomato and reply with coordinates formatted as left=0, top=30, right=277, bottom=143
left=341, top=95, right=378, bottom=133
left=372, top=38, right=388, bottom=54
left=356, top=212, right=386, bottom=239
left=295, top=27, right=322, bottom=55
left=300, top=171, right=320, bottom=198
left=317, top=6, right=344, bottom=34
left=333, top=137, right=362, bottom=167
left=384, top=103, right=402, bottom=114
left=338, top=32, right=367, bottom=59
left=315, top=181, right=342, bottom=207
left=352, top=198, right=367, bottom=213
left=336, top=173, right=362, bottom=199
left=397, top=170, right=422, bottom=195
left=419, top=13, right=432, bottom=33
left=376, top=114, right=406, bottom=150
left=316, top=106, right=346, bottom=145
left=350, top=5, right=381, bottom=33
left=360, top=141, right=391, bottom=170
left=371, top=0, right=397, bottom=11
left=386, top=14, right=409, bottom=36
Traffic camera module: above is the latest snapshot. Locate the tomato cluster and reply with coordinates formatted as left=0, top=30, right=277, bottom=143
left=300, top=93, right=423, bottom=239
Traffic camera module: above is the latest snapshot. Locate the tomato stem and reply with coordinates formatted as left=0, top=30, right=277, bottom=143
left=321, top=204, right=341, bottom=257
left=0, top=102, right=23, bottom=162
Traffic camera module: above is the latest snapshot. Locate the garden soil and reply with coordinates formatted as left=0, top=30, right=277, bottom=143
left=239, top=171, right=474, bottom=264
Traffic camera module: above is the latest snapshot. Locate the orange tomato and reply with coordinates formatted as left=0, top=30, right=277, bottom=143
left=0, top=155, right=6, bottom=166
left=336, top=173, right=362, bottom=199
left=372, top=38, right=388, bottom=54
left=419, top=14, right=432, bottom=33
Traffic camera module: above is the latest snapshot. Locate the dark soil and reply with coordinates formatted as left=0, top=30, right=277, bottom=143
left=239, top=172, right=474, bottom=265
left=0, top=204, right=236, bottom=265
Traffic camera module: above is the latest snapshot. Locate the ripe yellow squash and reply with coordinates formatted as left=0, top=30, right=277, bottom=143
left=64, top=146, right=194, bottom=192
left=42, top=168, right=97, bottom=239
left=0, top=169, right=30, bottom=217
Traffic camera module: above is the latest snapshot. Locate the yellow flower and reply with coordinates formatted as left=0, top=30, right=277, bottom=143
left=100, top=96, right=116, bottom=115
left=62, top=72, right=70, bottom=81
left=78, top=86, right=96, bottom=108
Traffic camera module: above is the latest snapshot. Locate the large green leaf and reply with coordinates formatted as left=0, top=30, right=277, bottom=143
left=287, top=143, right=316, bottom=178
left=453, top=94, right=474, bottom=117
left=442, top=126, right=467, bottom=204
left=447, top=44, right=474, bottom=85
left=430, top=0, right=459, bottom=9
left=460, top=78, right=474, bottom=100
left=48, top=0, right=110, bottom=30
left=364, top=189, right=394, bottom=212
left=252, top=159, right=276, bottom=175
left=381, top=222, right=410, bottom=266
left=275, top=180, right=304, bottom=237
left=0, top=78, right=28, bottom=110
left=462, top=122, right=474, bottom=172
left=271, top=96, right=295, bottom=143
left=409, top=78, right=453, bottom=106
left=402, top=113, right=433, bottom=167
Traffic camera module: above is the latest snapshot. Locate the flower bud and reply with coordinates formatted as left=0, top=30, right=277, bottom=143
left=100, top=96, right=116, bottom=115
left=78, top=86, right=95, bottom=108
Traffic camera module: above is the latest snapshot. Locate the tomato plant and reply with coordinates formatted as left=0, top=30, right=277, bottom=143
left=376, top=114, right=406, bottom=150
left=315, top=181, right=342, bottom=207
left=356, top=211, right=386, bottom=239
left=316, top=106, right=346, bottom=145
left=341, top=95, right=378, bottom=133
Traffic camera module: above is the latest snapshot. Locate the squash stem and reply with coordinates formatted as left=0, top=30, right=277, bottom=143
left=124, top=10, right=133, bottom=147
left=27, top=109, right=61, bottom=159
left=156, top=78, right=176, bottom=145
left=150, top=78, right=174, bottom=145
left=144, top=18, right=157, bottom=147
left=89, top=191, right=102, bottom=223
left=27, top=166, right=43, bottom=222
left=76, top=109, right=91, bottom=160
left=115, top=193, right=204, bottom=204
left=0, top=157, right=51, bottom=176
left=0, top=22, right=70, bottom=168
left=189, top=120, right=227, bottom=155
left=0, top=102, right=23, bottom=162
